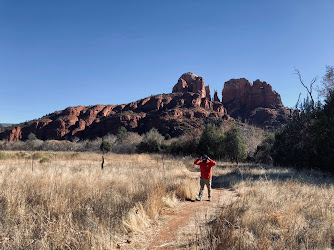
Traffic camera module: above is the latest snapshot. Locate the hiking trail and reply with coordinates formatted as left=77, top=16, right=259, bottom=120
left=147, top=187, right=235, bottom=249
left=118, top=173, right=236, bottom=250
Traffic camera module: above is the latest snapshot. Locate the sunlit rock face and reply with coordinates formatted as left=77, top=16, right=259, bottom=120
left=172, top=72, right=207, bottom=99
left=222, top=78, right=289, bottom=128
left=0, top=91, right=228, bottom=141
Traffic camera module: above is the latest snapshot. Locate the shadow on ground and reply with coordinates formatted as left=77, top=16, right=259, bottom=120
left=212, top=163, right=334, bottom=190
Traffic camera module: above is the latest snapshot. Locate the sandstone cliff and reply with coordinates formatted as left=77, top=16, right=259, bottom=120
left=0, top=92, right=227, bottom=141
left=0, top=73, right=290, bottom=141
left=172, top=72, right=207, bottom=99
left=222, top=78, right=289, bottom=128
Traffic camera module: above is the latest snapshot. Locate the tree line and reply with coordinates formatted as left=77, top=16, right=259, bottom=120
left=254, top=66, right=334, bottom=173
left=101, top=124, right=247, bottom=164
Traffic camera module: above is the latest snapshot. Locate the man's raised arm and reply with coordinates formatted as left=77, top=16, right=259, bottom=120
left=194, top=158, right=201, bottom=165
left=208, top=158, right=216, bottom=167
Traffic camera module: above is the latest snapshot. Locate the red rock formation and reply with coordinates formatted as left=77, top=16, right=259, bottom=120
left=205, top=85, right=211, bottom=100
left=0, top=73, right=289, bottom=141
left=222, top=78, right=250, bottom=104
left=222, top=78, right=288, bottom=128
left=213, top=90, right=220, bottom=102
left=9, top=127, right=22, bottom=141
left=172, top=72, right=206, bottom=98
left=248, top=107, right=290, bottom=128
left=222, top=78, right=283, bottom=110
left=0, top=92, right=228, bottom=141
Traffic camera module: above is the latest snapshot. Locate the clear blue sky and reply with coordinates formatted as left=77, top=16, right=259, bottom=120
left=1, top=0, right=333, bottom=123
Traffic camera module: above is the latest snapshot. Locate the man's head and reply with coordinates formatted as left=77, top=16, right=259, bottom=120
left=202, top=154, right=208, bottom=162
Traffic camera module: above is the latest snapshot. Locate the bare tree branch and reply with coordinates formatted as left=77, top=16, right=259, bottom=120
left=294, top=68, right=318, bottom=108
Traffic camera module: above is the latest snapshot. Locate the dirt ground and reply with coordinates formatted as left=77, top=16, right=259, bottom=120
left=147, top=187, right=233, bottom=249
left=116, top=172, right=236, bottom=250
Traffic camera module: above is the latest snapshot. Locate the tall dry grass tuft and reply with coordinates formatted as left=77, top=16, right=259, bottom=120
left=0, top=151, right=197, bottom=249
left=203, top=163, right=334, bottom=250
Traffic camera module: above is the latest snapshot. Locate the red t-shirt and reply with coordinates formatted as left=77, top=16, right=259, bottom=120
left=194, top=158, right=216, bottom=179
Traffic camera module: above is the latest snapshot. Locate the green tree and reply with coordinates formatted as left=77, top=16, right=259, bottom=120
left=27, top=133, right=37, bottom=141
left=272, top=67, right=334, bottom=173
left=116, top=127, right=128, bottom=143
left=197, top=124, right=225, bottom=159
left=223, top=126, right=246, bottom=164
left=26, top=133, right=42, bottom=150
left=253, top=134, right=275, bottom=164
left=100, top=140, right=112, bottom=153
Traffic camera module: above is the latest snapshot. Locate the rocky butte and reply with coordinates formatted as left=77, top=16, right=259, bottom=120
left=172, top=72, right=212, bottom=100
left=0, top=73, right=227, bottom=141
left=222, top=78, right=290, bottom=127
left=0, top=73, right=290, bottom=142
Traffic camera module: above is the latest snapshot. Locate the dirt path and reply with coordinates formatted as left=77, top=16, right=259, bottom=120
left=147, top=187, right=234, bottom=249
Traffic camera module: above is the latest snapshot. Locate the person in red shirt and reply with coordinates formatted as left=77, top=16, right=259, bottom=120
left=194, top=154, right=216, bottom=201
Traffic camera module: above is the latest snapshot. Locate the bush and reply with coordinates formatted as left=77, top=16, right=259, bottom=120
left=167, top=130, right=201, bottom=156
left=112, top=132, right=142, bottom=154
left=223, top=126, right=247, bottom=164
left=39, top=157, right=51, bottom=164
left=116, top=127, right=128, bottom=143
left=27, top=133, right=37, bottom=141
left=0, top=151, right=9, bottom=159
left=168, top=139, right=184, bottom=155
left=32, top=152, right=45, bottom=160
left=253, top=134, right=275, bottom=164
left=100, top=141, right=112, bottom=153
left=84, top=138, right=103, bottom=152
left=137, top=128, right=165, bottom=153
left=15, top=151, right=30, bottom=159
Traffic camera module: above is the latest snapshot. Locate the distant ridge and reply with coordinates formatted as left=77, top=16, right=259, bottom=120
left=0, top=73, right=289, bottom=141
left=0, top=123, right=12, bottom=129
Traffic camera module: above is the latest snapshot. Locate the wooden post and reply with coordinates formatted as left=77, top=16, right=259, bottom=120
left=101, top=155, right=104, bottom=170
left=31, top=153, right=34, bottom=172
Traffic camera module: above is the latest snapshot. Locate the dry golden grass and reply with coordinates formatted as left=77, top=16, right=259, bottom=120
left=0, top=151, right=197, bottom=249
left=2, top=151, right=333, bottom=249
left=204, top=163, right=334, bottom=250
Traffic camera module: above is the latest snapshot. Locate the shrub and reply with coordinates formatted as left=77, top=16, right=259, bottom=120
left=0, top=151, right=9, bottom=159
left=168, top=139, right=184, bottom=155
left=253, top=134, right=275, bottom=164
left=32, top=152, right=45, bottom=159
left=137, top=128, right=165, bottom=153
left=39, top=157, right=51, bottom=163
left=116, top=127, right=129, bottom=143
left=100, top=140, right=112, bottom=153
left=223, top=126, right=247, bottom=164
left=27, top=133, right=37, bottom=141
left=15, top=151, right=30, bottom=159
left=167, top=130, right=201, bottom=156
left=84, top=138, right=103, bottom=152
left=112, top=132, right=142, bottom=154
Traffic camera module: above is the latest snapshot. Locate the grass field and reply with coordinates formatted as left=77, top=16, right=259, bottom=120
left=1, top=151, right=333, bottom=249
left=0, top=151, right=197, bottom=249
left=203, top=164, right=334, bottom=249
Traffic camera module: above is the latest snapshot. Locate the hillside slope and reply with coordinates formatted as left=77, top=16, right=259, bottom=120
left=0, top=72, right=290, bottom=141
left=0, top=92, right=227, bottom=141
